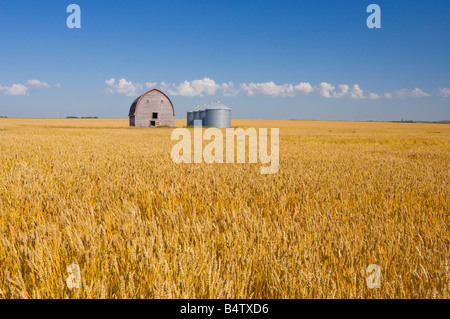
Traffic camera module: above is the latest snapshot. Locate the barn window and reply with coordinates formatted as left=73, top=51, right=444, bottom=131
left=152, top=112, right=158, bottom=119
left=161, top=100, right=164, bottom=103
left=147, top=100, right=149, bottom=103
left=150, top=121, right=156, bottom=127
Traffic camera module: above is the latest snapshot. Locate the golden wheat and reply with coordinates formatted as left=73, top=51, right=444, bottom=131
left=0, top=118, right=448, bottom=298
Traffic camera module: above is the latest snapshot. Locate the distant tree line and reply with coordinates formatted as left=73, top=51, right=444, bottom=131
left=66, top=116, right=99, bottom=119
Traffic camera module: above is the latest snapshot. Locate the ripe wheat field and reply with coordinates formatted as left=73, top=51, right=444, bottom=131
left=0, top=118, right=448, bottom=298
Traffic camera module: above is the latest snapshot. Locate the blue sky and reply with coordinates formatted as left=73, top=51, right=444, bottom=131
left=0, top=0, right=449, bottom=121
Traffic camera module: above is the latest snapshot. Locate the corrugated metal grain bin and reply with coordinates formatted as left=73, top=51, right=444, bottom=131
left=187, top=102, right=231, bottom=128
left=204, top=104, right=231, bottom=128
left=192, top=105, right=206, bottom=126
left=192, top=106, right=201, bottom=122
left=186, top=106, right=197, bottom=127
left=199, top=106, right=207, bottom=126
left=186, top=111, right=194, bottom=127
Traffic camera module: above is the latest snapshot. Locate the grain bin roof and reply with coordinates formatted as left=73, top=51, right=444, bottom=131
left=188, top=105, right=202, bottom=112
left=187, top=103, right=231, bottom=113
left=128, top=89, right=175, bottom=116
left=205, top=104, right=231, bottom=110
left=192, top=105, right=207, bottom=112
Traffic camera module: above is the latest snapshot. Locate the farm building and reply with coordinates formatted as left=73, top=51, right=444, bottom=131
left=187, top=102, right=231, bottom=128
left=129, top=89, right=175, bottom=127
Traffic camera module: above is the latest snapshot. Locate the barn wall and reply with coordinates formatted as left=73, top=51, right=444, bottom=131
left=134, top=91, right=174, bottom=127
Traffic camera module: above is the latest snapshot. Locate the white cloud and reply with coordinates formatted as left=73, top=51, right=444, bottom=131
left=130, top=78, right=313, bottom=98
left=105, top=78, right=143, bottom=96
left=221, top=82, right=240, bottom=97
left=0, top=79, right=55, bottom=96
left=103, top=77, right=440, bottom=101
left=26, top=79, right=50, bottom=88
left=168, top=77, right=221, bottom=97
left=393, top=88, right=430, bottom=98
left=54, top=83, right=61, bottom=88
left=317, top=82, right=335, bottom=98
left=411, top=88, right=430, bottom=97
left=242, top=82, right=291, bottom=97
left=368, top=92, right=381, bottom=99
left=295, top=82, right=314, bottom=95
left=334, top=84, right=349, bottom=98
left=350, top=84, right=365, bottom=99
left=317, top=84, right=430, bottom=100
left=241, top=81, right=314, bottom=97
left=160, top=81, right=169, bottom=90
left=105, top=78, right=115, bottom=86
left=439, top=88, right=450, bottom=97
left=317, top=82, right=366, bottom=99
left=0, top=83, right=30, bottom=95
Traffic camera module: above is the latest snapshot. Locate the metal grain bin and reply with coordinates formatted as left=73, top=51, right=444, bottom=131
left=192, top=105, right=207, bottom=126
left=192, top=106, right=201, bottom=122
left=186, top=106, right=197, bottom=127
left=204, top=104, right=231, bottom=128
left=199, top=107, right=207, bottom=126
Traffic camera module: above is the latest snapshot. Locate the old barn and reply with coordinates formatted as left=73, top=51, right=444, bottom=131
left=128, top=89, right=175, bottom=127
